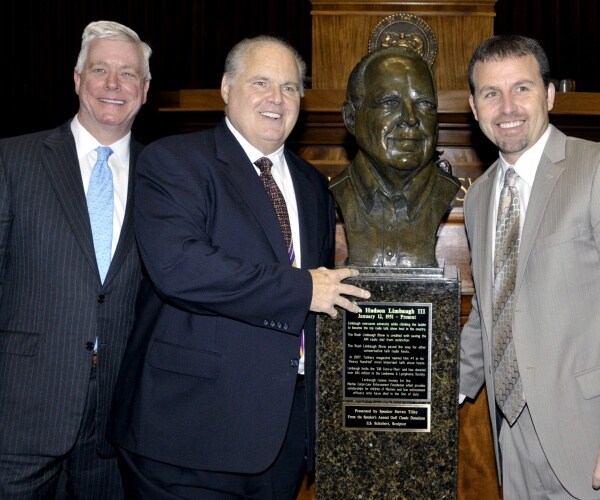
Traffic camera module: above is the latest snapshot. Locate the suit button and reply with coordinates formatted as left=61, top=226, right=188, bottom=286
left=283, top=323, right=289, bottom=330
left=270, top=321, right=276, bottom=327
left=290, top=358, right=299, bottom=367
left=263, top=320, right=269, bottom=326
left=276, top=322, right=282, bottom=329
left=85, top=342, right=94, bottom=351
left=97, top=295, right=105, bottom=303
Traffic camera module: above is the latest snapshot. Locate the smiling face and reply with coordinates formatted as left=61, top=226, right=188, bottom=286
left=221, top=42, right=301, bottom=155
left=348, top=53, right=438, bottom=178
left=469, top=54, right=555, bottom=164
left=74, top=39, right=149, bottom=143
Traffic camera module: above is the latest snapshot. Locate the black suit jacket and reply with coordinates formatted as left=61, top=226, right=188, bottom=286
left=109, top=120, right=335, bottom=474
left=0, top=122, right=142, bottom=457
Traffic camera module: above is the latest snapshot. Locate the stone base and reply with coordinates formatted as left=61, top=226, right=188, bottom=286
left=316, top=265, right=460, bottom=499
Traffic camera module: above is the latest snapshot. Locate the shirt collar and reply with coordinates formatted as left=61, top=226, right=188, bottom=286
left=225, top=117, right=285, bottom=173
left=70, top=116, right=131, bottom=166
left=499, top=124, right=551, bottom=187
left=349, top=154, right=437, bottom=222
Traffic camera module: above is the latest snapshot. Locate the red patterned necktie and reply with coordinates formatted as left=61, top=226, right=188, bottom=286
left=254, top=157, right=296, bottom=265
left=254, top=156, right=303, bottom=359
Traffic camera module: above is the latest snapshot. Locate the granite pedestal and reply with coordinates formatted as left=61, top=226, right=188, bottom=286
left=316, top=264, right=460, bottom=499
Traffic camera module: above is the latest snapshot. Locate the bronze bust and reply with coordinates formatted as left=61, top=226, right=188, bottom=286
left=330, top=46, right=460, bottom=267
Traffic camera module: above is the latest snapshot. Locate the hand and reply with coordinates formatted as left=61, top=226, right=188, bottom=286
left=593, top=449, right=600, bottom=490
left=309, top=267, right=370, bottom=319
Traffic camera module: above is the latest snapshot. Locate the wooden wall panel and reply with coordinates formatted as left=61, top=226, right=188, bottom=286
left=3, top=0, right=599, bottom=140
left=311, top=0, right=496, bottom=90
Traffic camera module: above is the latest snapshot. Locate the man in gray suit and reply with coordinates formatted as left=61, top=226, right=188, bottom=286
left=460, top=34, right=600, bottom=498
left=0, top=21, right=151, bottom=498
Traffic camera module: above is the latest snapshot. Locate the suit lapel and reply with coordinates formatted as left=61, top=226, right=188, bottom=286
left=474, top=164, right=498, bottom=342
left=287, top=151, right=318, bottom=270
left=42, top=125, right=99, bottom=276
left=515, top=128, right=566, bottom=297
left=214, top=122, right=290, bottom=264
left=104, top=138, right=143, bottom=283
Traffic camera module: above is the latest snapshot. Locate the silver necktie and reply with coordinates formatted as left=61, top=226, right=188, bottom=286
left=492, top=167, right=525, bottom=425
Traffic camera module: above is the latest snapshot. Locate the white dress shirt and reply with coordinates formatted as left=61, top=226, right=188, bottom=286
left=490, top=125, right=551, bottom=263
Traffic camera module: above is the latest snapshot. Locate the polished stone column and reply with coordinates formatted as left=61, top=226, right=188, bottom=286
left=316, top=264, right=460, bottom=498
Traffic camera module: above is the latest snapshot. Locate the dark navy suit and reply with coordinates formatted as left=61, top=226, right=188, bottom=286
left=109, top=120, right=334, bottom=480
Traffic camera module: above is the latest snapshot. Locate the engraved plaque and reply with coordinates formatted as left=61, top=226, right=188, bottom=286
left=343, top=403, right=430, bottom=432
left=316, top=266, right=461, bottom=496
left=344, top=302, right=432, bottom=401
left=342, top=302, right=433, bottom=432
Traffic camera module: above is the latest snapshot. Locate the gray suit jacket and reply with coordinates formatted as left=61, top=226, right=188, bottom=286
left=460, top=125, right=600, bottom=499
left=0, top=122, right=142, bottom=457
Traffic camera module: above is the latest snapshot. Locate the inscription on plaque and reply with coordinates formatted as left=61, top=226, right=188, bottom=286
left=344, top=303, right=432, bottom=401
left=343, top=403, right=430, bottom=432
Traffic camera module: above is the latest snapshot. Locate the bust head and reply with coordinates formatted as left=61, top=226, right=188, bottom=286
left=343, top=46, right=438, bottom=192
left=330, top=46, right=460, bottom=268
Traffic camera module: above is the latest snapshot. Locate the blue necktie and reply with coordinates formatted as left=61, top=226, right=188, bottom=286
left=87, top=146, right=114, bottom=283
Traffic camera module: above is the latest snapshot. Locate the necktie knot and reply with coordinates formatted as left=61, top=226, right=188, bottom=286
left=96, top=146, right=113, bottom=163
left=254, top=156, right=273, bottom=175
left=504, top=167, right=518, bottom=188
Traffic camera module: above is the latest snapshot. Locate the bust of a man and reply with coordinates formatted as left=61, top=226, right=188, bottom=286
left=330, top=46, right=460, bottom=268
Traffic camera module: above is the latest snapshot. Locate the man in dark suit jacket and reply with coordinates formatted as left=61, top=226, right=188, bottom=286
left=0, top=21, right=151, bottom=499
left=109, top=35, right=370, bottom=499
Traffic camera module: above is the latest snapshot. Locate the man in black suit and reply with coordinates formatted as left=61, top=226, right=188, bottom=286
left=109, top=35, right=370, bottom=499
left=0, top=21, right=151, bottom=498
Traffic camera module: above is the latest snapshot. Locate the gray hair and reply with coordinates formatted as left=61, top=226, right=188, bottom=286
left=74, top=20, right=152, bottom=81
left=223, top=35, right=306, bottom=96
